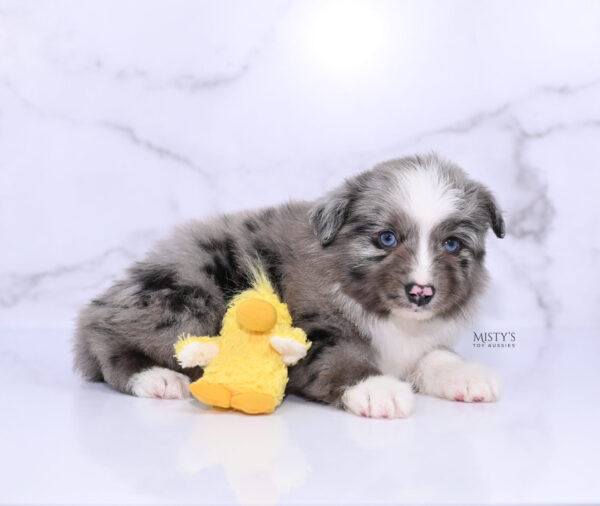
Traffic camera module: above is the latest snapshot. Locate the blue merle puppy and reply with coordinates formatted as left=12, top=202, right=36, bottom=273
left=74, top=154, right=505, bottom=418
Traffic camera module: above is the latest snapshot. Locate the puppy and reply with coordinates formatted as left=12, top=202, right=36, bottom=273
left=74, top=154, right=505, bottom=418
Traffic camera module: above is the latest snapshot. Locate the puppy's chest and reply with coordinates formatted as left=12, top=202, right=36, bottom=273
left=366, top=318, right=458, bottom=380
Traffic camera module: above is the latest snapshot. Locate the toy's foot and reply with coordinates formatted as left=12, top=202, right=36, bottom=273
left=189, top=381, right=231, bottom=409
left=231, top=392, right=278, bottom=415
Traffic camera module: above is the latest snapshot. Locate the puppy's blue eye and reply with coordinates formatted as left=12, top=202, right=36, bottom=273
left=379, top=231, right=398, bottom=248
left=444, top=238, right=460, bottom=253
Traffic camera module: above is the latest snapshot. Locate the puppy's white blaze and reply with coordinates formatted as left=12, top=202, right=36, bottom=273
left=395, top=167, right=461, bottom=284
left=413, top=237, right=432, bottom=286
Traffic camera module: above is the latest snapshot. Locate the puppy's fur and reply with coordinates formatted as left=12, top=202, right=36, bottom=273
left=74, top=154, right=505, bottom=417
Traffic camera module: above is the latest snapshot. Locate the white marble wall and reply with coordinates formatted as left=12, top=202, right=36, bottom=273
left=1, top=0, right=599, bottom=332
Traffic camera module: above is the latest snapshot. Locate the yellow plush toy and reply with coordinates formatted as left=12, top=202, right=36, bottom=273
left=174, top=270, right=311, bottom=414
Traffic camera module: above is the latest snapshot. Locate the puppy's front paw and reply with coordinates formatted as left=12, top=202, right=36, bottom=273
left=420, top=361, right=500, bottom=402
left=128, top=366, right=191, bottom=399
left=342, top=375, right=415, bottom=419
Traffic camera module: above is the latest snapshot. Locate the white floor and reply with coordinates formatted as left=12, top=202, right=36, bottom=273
left=2, top=328, right=599, bottom=505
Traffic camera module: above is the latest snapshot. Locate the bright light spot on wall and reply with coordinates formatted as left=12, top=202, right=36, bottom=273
left=303, top=1, right=388, bottom=75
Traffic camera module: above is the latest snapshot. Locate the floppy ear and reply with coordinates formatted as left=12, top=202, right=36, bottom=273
left=309, top=184, right=352, bottom=246
left=478, top=186, right=506, bottom=238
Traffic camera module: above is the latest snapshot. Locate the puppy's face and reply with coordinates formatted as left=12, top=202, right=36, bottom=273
left=310, top=155, right=505, bottom=321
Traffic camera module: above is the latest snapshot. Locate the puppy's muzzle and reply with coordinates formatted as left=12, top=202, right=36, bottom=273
left=405, top=283, right=435, bottom=307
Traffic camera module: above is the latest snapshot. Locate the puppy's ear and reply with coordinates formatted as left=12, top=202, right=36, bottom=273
left=475, top=185, right=506, bottom=238
left=309, top=184, right=352, bottom=246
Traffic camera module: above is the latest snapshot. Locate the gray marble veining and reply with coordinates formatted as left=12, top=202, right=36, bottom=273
left=1, top=1, right=599, bottom=333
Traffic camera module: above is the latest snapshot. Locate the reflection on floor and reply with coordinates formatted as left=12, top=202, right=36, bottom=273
left=1, top=328, right=598, bottom=505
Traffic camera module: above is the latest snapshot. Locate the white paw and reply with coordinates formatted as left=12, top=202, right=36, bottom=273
left=128, top=366, right=191, bottom=399
left=176, top=341, right=219, bottom=368
left=342, top=375, right=415, bottom=419
left=270, top=337, right=307, bottom=365
left=420, top=361, right=500, bottom=402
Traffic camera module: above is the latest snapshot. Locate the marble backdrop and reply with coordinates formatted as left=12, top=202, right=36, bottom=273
left=1, top=0, right=599, bottom=334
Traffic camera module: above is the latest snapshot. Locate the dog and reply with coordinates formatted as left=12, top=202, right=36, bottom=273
left=74, top=153, right=505, bottom=418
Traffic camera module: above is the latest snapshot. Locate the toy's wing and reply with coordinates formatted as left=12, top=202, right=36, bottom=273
left=174, top=334, right=221, bottom=368
left=274, top=326, right=311, bottom=349
left=270, top=327, right=311, bottom=366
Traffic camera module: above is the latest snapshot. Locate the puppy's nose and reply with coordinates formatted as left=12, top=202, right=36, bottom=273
left=405, top=283, right=435, bottom=307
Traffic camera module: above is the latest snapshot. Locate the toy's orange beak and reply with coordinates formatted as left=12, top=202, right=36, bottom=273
left=236, top=298, right=277, bottom=332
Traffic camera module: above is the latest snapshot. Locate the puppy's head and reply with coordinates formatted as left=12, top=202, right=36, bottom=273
left=309, top=154, right=505, bottom=321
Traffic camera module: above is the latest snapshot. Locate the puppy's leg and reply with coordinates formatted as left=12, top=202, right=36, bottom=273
left=411, top=348, right=500, bottom=402
left=75, top=263, right=226, bottom=398
left=76, top=307, right=201, bottom=399
left=288, top=337, right=415, bottom=419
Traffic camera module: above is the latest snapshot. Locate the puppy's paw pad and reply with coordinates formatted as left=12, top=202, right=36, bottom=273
left=342, top=375, right=415, bottom=419
left=128, top=366, right=190, bottom=399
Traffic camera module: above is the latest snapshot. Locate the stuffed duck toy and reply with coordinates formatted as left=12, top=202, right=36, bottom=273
left=174, top=270, right=311, bottom=414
